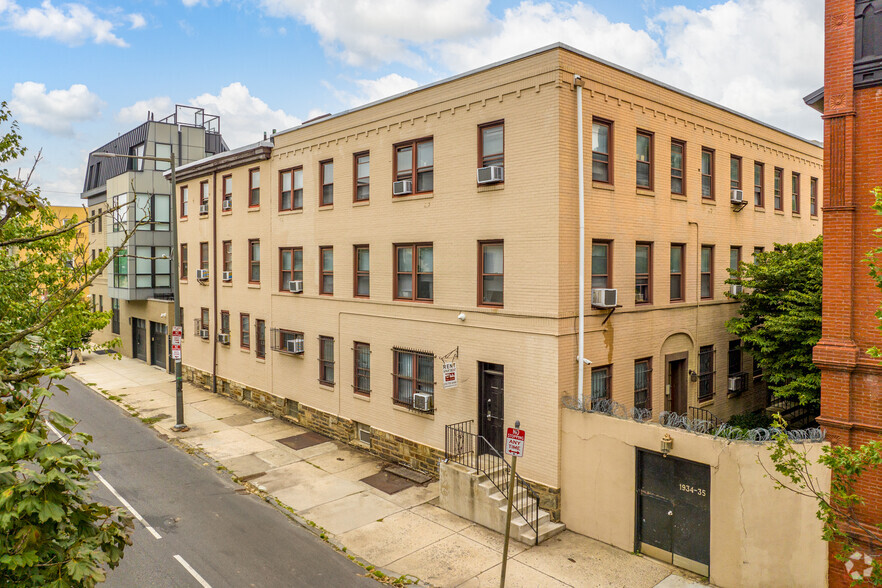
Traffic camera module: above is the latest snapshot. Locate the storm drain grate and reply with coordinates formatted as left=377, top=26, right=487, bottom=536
left=276, top=431, right=331, bottom=450
left=360, top=471, right=414, bottom=495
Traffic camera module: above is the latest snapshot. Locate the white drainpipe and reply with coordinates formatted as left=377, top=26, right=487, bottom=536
left=575, top=74, right=586, bottom=408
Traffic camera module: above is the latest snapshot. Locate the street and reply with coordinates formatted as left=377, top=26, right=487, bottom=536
left=47, top=374, right=376, bottom=588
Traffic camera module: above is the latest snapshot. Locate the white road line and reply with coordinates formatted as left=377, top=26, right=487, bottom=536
left=174, top=555, right=213, bottom=588
left=45, top=421, right=162, bottom=540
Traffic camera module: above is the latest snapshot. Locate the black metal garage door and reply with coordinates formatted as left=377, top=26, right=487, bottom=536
left=636, top=449, right=710, bottom=576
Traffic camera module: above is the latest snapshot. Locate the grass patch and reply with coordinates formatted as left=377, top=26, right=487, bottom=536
left=140, top=416, right=163, bottom=426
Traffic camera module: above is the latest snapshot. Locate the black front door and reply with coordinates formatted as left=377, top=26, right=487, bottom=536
left=132, top=318, right=147, bottom=362
left=637, top=450, right=711, bottom=576
left=150, top=321, right=166, bottom=369
left=478, top=363, right=504, bottom=454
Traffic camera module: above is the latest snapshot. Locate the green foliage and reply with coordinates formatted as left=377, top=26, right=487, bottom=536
left=767, top=414, right=882, bottom=585
left=866, top=187, right=882, bottom=359
left=726, top=411, right=773, bottom=431
left=726, top=237, right=823, bottom=406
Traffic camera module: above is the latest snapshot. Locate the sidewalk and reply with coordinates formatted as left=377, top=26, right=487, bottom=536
left=66, top=352, right=711, bottom=588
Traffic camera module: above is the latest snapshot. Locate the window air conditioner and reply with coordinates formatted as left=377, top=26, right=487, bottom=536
left=199, top=328, right=209, bottom=340
left=412, top=392, right=434, bottom=412
left=477, top=166, right=504, bottom=184
left=591, top=288, right=618, bottom=308
left=728, top=373, right=746, bottom=394
left=286, top=338, right=304, bottom=354
left=222, top=271, right=232, bottom=282
left=222, top=200, right=232, bottom=211
left=730, top=189, right=745, bottom=204
left=730, top=284, right=743, bottom=295
left=288, top=280, right=303, bottom=293
left=199, top=203, right=209, bottom=215
left=392, top=180, right=413, bottom=196
left=196, top=269, right=209, bottom=281
left=217, top=333, right=230, bottom=345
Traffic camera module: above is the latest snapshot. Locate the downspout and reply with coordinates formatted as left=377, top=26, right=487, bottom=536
left=575, top=74, right=586, bottom=408
left=211, top=171, right=218, bottom=395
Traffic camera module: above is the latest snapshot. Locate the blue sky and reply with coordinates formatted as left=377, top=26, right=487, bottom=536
left=0, top=0, right=824, bottom=206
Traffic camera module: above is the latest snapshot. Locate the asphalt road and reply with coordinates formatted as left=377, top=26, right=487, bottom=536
left=46, top=375, right=376, bottom=588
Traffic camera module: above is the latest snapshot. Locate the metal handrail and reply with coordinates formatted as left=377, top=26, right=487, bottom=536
left=688, top=406, right=722, bottom=429
left=445, top=420, right=540, bottom=544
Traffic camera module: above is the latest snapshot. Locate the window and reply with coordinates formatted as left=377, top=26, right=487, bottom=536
left=701, top=148, right=714, bottom=199
left=774, top=167, right=783, bottom=210
left=200, top=242, right=209, bottom=273
left=810, top=177, right=818, bottom=216
left=111, top=194, right=128, bottom=232
left=273, top=329, right=303, bottom=354
left=249, top=168, right=260, bottom=207
left=90, top=210, right=95, bottom=234
left=249, top=239, right=260, bottom=283
left=220, top=311, right=230, bottom=335
left=393, top=349, right=434, bottom=408
left=592, top=120, right=612, bottom=183
left=320, top=246, right=333, bottom=295
left=155, top=143, right=171, bottom=171
left=200, top=307, right=210, bottom=331
left=111, top=298, right=120, bottom=334
left=97, top=208, right=102, bottom=232
left=319, top=336, right=335, bottom=385
left=700, top=245, right=714, bottom=299
left=730, top=246, right=741, bottom=278
left=591, top=241, right=610, bottom=289
left=354, top=245, right=370, bottom=297
left=180, top=186, right=189, bottom=218
left=320, top=160, right=334, bottom=206
left=256, top=319, right=266, bottom=359
left=635, top=242, right=651, bottom=304
left=240, top=314, right=250, bottom=349
left=479, top=241, right=503, bottom=306
left=279, top=247, right=303, bottom=291
left=222, top=241, right=232, bottom=276
left=98, top=295, right=103, bottom=312
left=395, top=244, right=433, bottom=301
left=354, top=153, right=370, bottom=202
left=175, top=244, right=185, bottom=280
left=279, top=167, right=303, bottom=211
left=728, top=339, right=742, bottom=376
left=200, top=181, right=209, bottom=213
left=636, top=131, right=653, bottom=189
left=792, top=172, right=800, bottom=213
left=134, top=193, right=170, bottom=231
left=671, top=140, right=685, bottom=195
left=135, top=246, right=171, bottom=288
left=395, top=138, right=433, bottom=193
left=753, top=246, right=764, bottom=260
left=730, top=156, right=741, bottom=190
left=634, top=359, right=652, bottom=410
left=479, top=121, right=504, bottom=169
left=128, top=143, right=145, bottom=171
left=698, top=345, right=715, bottom=401
left=222, top=175, right=232, bottom=210
left=754, top=162, right=764, bottom=207
left=112, top=249, right=128, bottom=287
left=354, top=342, right=370, bottom=396
left=590, top=365, right=610, bottom=409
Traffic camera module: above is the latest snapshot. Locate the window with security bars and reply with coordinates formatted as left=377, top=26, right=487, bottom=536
left=393, top=349, right=434, bottom=408
left=634, top=359, right=651, bottom=410
left=698, top=345, right=715, bottom=401
left=354, top=342, right=370, bottom=396
left=591, top=366, right=610, bottom=409
left=319, top=336, right=334, bottom=385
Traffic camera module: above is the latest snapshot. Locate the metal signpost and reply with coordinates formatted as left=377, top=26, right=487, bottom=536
left=500, top=421, right=525, bottom=588
left=171, top=326, right=182, bottom=361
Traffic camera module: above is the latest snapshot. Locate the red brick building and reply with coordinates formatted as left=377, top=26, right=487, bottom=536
left=806, top=1, right=882, bottom=585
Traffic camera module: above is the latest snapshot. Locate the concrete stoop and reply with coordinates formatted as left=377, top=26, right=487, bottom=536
left=439, top=461, right=565, bottom=545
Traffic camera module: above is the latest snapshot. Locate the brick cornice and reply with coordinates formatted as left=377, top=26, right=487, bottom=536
left=817, top=416, right=882, bottom=434
left=814, top=338, right=860, bottom=370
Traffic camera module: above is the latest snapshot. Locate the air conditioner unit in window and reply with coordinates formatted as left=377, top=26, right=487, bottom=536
left=412, top=392, right=434, bottom=412
left=222, top=271, right=232, bottom=282
left=288, top=280, right=303, bottom=293
left=199, top=328, right=209, bottom=340
left=591, top=288, right=618, bottom=308
left=477, top=166, right=504, bottom=184
left=222, top=200, right=232, bottom=211
left=286, top=338, right=304, bottom=354
left=392, top=180, right=413, bottom=196
left=199, top=203, right=209, bottom=215
left=217, top=333, right=230, bottom=345
left=196, top=269, right=209, bottom=281
left=730, top=284, right=743, bottom=296
left=728, top=373, right=746, bottom=394
left=730, top=189, right=745, bottom=204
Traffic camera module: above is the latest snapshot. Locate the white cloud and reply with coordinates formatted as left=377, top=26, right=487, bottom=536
left=1, top=0, right=134, bottom=47
left=9, top=82, right=103, bottom=135
left=128, top=13, right=146, bottom=29
left=31, top=164, right=87, bottom=206
left=116, top=96, right=175, bottom=124
left=259, top=0, right=491, bottom=66
left=324, top=73, right=419, bottom=109
left=188, top=83, right=301, bottom=148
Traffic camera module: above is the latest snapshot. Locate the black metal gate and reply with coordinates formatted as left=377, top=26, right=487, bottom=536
left=636, top=449, right=710, bottom=576
left=132, top=318, right=147, bottom=362
left=478, top=363, right=504, bottom=454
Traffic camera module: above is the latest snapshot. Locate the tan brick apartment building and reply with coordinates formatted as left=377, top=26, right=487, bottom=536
left=174, top=44, right=822, bottom=513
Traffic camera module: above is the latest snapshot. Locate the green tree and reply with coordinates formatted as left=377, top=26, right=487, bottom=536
left=0, top=101, right=135, bottom=586
left=726, top=237, right=823, bottom=406
left=866, top=186, right=882, bottom=358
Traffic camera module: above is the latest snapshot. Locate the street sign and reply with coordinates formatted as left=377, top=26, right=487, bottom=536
left=171, top=326, right=182, bottom=361
left=505, top=427, right=525, bottom=458
left=442, top=362, right=458, bottom=388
